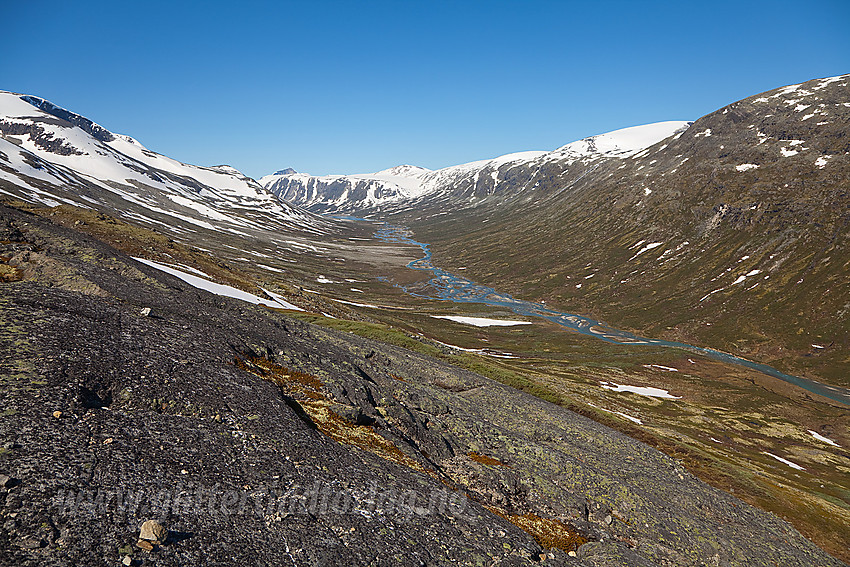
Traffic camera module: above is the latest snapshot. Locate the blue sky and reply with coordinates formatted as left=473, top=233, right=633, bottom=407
left=2, top=0, right=848, bottom=178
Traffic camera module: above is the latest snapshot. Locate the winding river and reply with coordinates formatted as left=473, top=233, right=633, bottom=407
left=373, top=224, right=850, bottom=407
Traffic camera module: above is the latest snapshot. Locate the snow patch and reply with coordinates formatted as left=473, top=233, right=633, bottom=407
left=431, top=339, right=517, bottom=359
left=332, top=298, right=382, bottom=309
left=134, top=258, right=298, bottom=310
left=735, top=163, right=759, bottom=172
left=644, top=364, right=679, bottom=372
left=808, top=430, right=840, bottom=447
left=432, top=315, right=533, bottom=327
left=629, top=242, right=663, bottom=261
left=260, top=288, right=304, bottom=311
left=587, top=403, right=643, bottom=424
left=166, top=194, right=239, bottom=224
left=600, top=381, right=681, bottom=399
left=763, top=452, right=805, bottom=471
left=812, top=75, right=848, bottom=90
left=700, top=288, right=725, bottom=302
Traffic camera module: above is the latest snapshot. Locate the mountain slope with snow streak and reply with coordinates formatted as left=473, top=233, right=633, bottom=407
left=0, top=91, right=332, bottom=235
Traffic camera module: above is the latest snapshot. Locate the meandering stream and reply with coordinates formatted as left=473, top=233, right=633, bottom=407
left=373, top=224, right=850, bottom=406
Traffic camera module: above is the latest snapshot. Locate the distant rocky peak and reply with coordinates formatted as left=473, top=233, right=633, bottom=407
left=210, top=165, right=241, bottom=173
left=273, top=167, right=297, bottom=175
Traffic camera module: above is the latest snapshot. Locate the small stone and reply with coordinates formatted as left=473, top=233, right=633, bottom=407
left=103, top=438, right=113, bottom=444
left=538, top=552, right=547, bottom=561
left=140, top=307, right=152, bottom=317
left=53, top=410, right=62, bottom=419
left=122, top=556, right=133, bottom=566
left=213, top=414, right=222, bottom=423
left=604, top=514, right=613, bottom=525
left=139, top=519, right=168, bottom=544
left=136, top=539, right=154, bottom=551
left=0, top=474, right=10, bottom=488
left=19, top=536, right=45, bottom=549
left=568, top=551, right=577, bottom=557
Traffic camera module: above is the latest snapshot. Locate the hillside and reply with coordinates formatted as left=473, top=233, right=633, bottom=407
left=405, top=74, right=850, bottom=387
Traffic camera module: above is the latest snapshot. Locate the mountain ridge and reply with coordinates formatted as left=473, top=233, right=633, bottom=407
left=0, top=90, right=334, bottom=237
left=260, top=121, right=691, bottom=214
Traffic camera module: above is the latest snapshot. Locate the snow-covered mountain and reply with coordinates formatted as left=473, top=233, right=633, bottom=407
left=259, top=163, right=434, bottom=214
left=261, top=121, right=691, bottom=214
left=0, top=91, right=331, bottom=235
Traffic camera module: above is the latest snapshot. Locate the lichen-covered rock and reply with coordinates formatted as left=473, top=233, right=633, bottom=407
left=138, top=519, right=167, bottom=544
